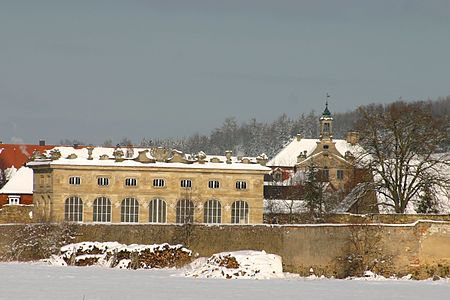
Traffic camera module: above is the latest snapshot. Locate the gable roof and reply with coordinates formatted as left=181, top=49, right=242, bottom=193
left=0, top=144, right=56, bottom=170
left=267, top=137, right=362, bottom=167
left=0, top=166, right=33, bottom=194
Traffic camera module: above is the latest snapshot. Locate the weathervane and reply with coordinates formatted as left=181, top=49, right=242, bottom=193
left=326, top=93, right=330, bottom=108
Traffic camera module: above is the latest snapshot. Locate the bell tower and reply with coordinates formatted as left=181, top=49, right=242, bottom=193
left=319, top=95, right=333, bottom=141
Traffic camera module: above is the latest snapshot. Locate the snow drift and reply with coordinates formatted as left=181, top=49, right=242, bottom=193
left=185, top=250, right=284, bottom=279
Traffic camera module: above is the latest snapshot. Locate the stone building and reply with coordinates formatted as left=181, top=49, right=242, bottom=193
left=266, top=103, right=377, bottom=214
left=28, top=146, right=270, bottom=224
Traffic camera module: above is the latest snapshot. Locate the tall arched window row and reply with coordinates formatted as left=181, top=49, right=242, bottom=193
left=149, top=198, right=167, bottom=223
left=204, top=199, right=221, bottom=224
left=93, top=197, right=111, bottom=223
left=176, top=199, right=194, bottom=224
left=65, top=196, right=83, bottom=222
left=231, top=200, right=249, bottom=224
left=121, top=197, right=139, bottom=223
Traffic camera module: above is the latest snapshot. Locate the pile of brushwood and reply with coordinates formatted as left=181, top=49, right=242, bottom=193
left=54, top=242, right=192, bottom=270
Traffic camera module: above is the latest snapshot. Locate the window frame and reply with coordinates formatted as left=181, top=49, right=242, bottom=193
left=93, top=196, right=112, bottom=223
left=231, top=200, right=249, bottom=224
left=120, top=197, right=139, bottom=223
left=68, top=176, right=81, bottom=185
left=64, top=196, right=83, bottom=222
left=125, top=177, right=137, bottom=187
left=176, top=199, right=195, bottom=224
left=7, top=195, right=20, bottom=205
left=180, top=179, right=192, bottom=189
left=321, top=168, right=330, bottom=182
left=152, top=178, right=166, bottom=188
left=97, top=176, right=110, bottom=187
left=208, top=180, right=220, bottom=189
left=204, top=199, right=222, bottom=224
left=337, top=169, right=344, bottom=180
left=149, top=198, right=167, bottom=223
left=235, top=180, right=247, bottom=190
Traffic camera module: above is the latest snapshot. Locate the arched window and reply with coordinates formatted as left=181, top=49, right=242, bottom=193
left=323, top=122, right=330, bottom=134
left=65, top=196, right=83, bottom=222
left=93, top=197, right=111, bottom=223
left=231, top=201, right=249, bottom=224
left=176, top=199, right=194, bottom=224
left=149, top=198, right=167, bottom=223
left=121, top=197, right=139, bottom=223
left=204, top=199, right=221, bottom=224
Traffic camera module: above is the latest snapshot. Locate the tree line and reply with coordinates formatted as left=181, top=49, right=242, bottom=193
left=60, top=96, right=449, bottom=158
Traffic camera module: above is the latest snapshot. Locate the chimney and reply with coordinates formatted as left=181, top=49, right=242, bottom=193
left=296, top=133, right=303, bottom=141
left=346, top=131, right=359, bottom=145
left=39, top=139, right=45, bottom=146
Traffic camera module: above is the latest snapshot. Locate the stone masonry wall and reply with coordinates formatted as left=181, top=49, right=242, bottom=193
left=0, top=205, right=33, bottom=224
left=0, top=221, right=449, bottom=279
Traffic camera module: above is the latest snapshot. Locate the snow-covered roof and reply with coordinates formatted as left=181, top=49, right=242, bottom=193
left=0, top=166, right=33, bottom=194
left=268, top=139, right=318, bottom=167
left=267, top=137, right=362, bottom=167
left=27, top=146, right=270, bottom=172
left=267, top=138, right=362, bottom=167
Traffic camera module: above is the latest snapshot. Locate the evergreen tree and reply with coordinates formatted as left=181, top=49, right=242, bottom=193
left=303, top=163, right=325, bottom=218
left=416, top=182, right=439, bottom=214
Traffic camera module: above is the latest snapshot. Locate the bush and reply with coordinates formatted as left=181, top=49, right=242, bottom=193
left=0, top=223, right=76, bottom=261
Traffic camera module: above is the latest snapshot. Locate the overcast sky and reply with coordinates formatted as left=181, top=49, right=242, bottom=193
left=1, top=0, right=450, bottom=145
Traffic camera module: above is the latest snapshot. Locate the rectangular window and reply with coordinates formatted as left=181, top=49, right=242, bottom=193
left=180, top=179, right=192, bottom=188
left=208, top=180, right=220, bottom=189
left=8, top=196, right=20, bottom=205
left=235, top=181, right=247, bottom=190
left=153, top=178, right=165, bottom=187
left=98, top=177, right=110, bottom=186
left=125, top=178, right=137, bottom=186
left=337, top=170, right=344, bottom=180
left=322, top=169, right=329, bottom=181
left=69, top=176, right=81, bottom=185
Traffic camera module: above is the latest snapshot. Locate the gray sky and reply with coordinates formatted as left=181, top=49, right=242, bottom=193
left=1, top=0, right=450, bottom=145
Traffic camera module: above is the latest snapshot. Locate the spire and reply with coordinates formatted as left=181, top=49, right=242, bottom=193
left=322, top=93, right=331, bottom=116
left=319, top=93, right=333, bottom=140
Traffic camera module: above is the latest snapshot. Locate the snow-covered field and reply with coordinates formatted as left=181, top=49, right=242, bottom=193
left=1, top=262, right=449, bottom=300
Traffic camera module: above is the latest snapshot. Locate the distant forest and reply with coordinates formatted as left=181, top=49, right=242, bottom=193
left=63, top=96, right=450, bottom=158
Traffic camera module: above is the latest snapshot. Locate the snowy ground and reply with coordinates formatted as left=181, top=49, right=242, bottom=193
left=1, top=263, right=449, bottom=300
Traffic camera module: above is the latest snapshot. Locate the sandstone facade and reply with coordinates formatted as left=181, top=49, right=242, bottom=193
left=29, top=147, right=270, bottom=224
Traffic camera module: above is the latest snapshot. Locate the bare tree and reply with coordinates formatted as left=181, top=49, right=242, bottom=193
left=355, top=101, right=450, bottom=213
left=119, top=137, right=133, bottom=147
left=102, top=139, right=114, bottom=147
left=60, top=139, right=85, bottom=146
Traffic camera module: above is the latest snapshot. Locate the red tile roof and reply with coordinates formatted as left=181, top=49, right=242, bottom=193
left=0, top=144, right=56, bottom=170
